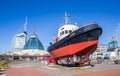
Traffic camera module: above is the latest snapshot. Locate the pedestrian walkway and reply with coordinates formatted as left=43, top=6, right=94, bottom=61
left=5, top=67, right=50, bottom=76
left=6, top=61, right=120, bottom=76
left=75, top=69, right=120, bottom=76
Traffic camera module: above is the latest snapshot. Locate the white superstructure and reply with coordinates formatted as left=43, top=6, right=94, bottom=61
left=53, top=12, right=79, bottom=43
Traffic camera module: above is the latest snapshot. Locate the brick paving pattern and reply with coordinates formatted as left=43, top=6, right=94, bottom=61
left=5, top=67, right=50, bottom=76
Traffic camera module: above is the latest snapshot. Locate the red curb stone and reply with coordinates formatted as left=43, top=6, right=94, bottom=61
left=5, top=67, right=50, bottom=76
left=75, top=69, right=120, bottom=76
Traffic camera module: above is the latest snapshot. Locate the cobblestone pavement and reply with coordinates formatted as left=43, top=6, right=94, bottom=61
left=4, top=60, right=120, bottom=76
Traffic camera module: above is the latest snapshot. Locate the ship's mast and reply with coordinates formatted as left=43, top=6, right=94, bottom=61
left=24, top=17, right=27, bottom=35
left=64, top=12, right=70, bottom=24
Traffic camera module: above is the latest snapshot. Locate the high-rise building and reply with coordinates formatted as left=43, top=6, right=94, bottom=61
left=11, top=17, right=27, bottom=53
left=11, top=32, right=27, bottom=52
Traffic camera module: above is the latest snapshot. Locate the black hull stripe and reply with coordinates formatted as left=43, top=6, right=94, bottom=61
left=48, top=23, right=102, bottom=52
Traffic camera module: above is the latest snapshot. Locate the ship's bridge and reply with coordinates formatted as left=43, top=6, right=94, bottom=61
left=58, top=24, right=79, bottom=40
left=52, top=12, right=79, bottom=43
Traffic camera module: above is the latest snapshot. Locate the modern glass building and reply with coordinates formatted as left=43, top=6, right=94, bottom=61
left=11, top=17, right=27, bottom=53
left=11, top=32, right=46, bottom=56
left=24, top=33, right=44, bottom=50
left=11, top=18, right=47, bottom=56
left=11, top=32, right=27, bottom=52
left=108, top=41, right=118, bottom=49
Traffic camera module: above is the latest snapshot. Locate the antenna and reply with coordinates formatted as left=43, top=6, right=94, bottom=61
left=31, top=25, right=37, bottom=38
left=64, top=12, right=70, bottom=24
left=33, top=25, right=35, bottom=35
left=24, top=17, right=27, bottom=34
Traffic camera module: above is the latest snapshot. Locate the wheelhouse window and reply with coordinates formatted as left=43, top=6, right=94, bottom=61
left=69, top=30, right=72, bottom=33
left=60, top=32, right=62, bottom=36
left=61, top=27, right=64, bottom=30
left=65, top=30, right=68, bottom=34
left=62, top=31, right=64, bottom=35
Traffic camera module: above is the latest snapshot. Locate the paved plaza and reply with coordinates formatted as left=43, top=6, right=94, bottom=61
left=1, top=61, right=120, bottom=76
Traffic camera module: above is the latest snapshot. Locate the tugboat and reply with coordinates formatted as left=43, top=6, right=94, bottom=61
left=47, top=13, right=102, bottom=65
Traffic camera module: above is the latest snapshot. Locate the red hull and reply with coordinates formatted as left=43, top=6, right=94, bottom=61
left=50, top=40, right=98, bottom=58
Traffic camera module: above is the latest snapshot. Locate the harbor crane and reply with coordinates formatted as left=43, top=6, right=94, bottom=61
left=113, top=23, right=120, bottom=44
left=110, top=22, right=120, bottom=64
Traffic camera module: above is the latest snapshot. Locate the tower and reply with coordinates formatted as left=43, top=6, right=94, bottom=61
left=11, top=17, right=27, bottom=52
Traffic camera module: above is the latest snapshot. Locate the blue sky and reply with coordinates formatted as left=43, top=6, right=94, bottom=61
left=0, top=0, right=120, bottom=53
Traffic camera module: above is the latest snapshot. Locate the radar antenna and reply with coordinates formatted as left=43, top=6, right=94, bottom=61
left=64, top=12, right=70, bottom=24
